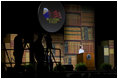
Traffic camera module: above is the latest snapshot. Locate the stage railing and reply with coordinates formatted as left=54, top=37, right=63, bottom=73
left=2, top=48, right=61, bottom=68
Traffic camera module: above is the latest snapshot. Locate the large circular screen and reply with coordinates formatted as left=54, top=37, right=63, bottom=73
left=38, top=1, right=65, bottom=32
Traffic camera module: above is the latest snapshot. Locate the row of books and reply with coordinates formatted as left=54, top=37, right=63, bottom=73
left=4, top=34, right=10, bottom=43
left=82, top=41, right=94, bottom=53
left=64, top=34, right=81, bottom=40
left=109, top=40, right=114, bottom=68
left=104, top=46, right=114, bottom=58
left=82, top=27, right=94, bottom=40
left=103, top=40, right=114, bottom=68
left=52, top=57, right=64, bottom=64
left=81, top=6, right=94, bottom=13
left=64, top=5, right=81, bottom=12
left=51, top=34, right=64, bottom=42
left=64, top=27, right=94, bottom=40
left=65, top=5, right=94, bottom=26
left=53, top=57, right=65, bottom=67
left=10, top=34, right=17, bottom=49
left=66, top=17, right=94, bottom=27
left=66, top=14, right=81, bottom=26
left=64, top=54, right=77, bottom=69
left=52, top=43, right=64, bottom=57
left=81, top=12, right=94, bottom=26
left=81, top=12, right=94, bottom=17
left=109, top=40, right=114, bottom=49
left=64, top=5, right=94, bottom=13
left=109, top=54, right=114, bottom=68
left=64, top=41, right=94, bottom=54
left=64, top=26, right=81, bottom=40
left=53, top=55, right=77, bottom=69
left=67, top=41, right=80, bottom=54
left=104, top=47, right=108, bottom=64
left=22, top=50, right=30, bottom=63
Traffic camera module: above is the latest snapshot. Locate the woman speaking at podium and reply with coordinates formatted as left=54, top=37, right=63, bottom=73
left=79, top=45, right=84, bottom=54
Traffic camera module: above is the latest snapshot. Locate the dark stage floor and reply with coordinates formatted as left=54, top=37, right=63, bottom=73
left=2, top=68, right=117, bottom=78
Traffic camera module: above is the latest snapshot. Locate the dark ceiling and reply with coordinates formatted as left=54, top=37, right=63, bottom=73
left=1, top=1, right=117, bottom=41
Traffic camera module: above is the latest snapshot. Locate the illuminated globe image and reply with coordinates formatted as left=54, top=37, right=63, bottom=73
left=38, top=1, right=65, bottom=32
left=43, top=8, right=62, bottom=24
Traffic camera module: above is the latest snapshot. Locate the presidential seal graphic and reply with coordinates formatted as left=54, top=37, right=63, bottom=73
left=38, top=1, right=65, bottom=32
left=43, top=8, right=62, bottom=24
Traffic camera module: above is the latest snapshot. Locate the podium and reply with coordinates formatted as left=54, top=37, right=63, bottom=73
left=77, top=53, right=95, bottom=70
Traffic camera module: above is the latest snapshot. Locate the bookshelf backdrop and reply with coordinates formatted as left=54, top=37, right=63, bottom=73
left=103, top=40, right=114, bottom=68
left=64, top=5, right=95, bottom=70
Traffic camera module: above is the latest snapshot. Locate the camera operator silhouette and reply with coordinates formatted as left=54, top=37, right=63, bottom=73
left=14, top=32, right=54, bottom=72
left=45, top=33, right=53, bottom=71
left=14, top=33, right=24, bottom=71
left=31, top=32, right=45, bottom=72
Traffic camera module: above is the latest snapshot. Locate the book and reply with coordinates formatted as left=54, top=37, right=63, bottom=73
left=81, top=11, right=94, bottom=26
left=109, top=48, right=114, bottom=54
left=64, top=27, right=81, bottom=40
left=109, top=40, right=114, bottom=68
left=67, top=41, right=80, bottom=54
left=109, top=40, right=114, bottom=48
left=109, top=54, right=114, bottom=68
left=64, top=5, right=80, bottom=12
left=104, top=56, right=109, bottom=63
left=52, top=43, right=64, bottom=57
left=10, top=34, right=17, bottom=49
left=51, top=34, right=64, bottom=42
left=66, top=14, right=81, bottom=26
left=5, top=43, right=11, bottom=49
left=4, top=34, right=10, bottom=43
left=104, top=46, right=109, bottom=56
left=81, top=27, right=85, bottom=40
left=84, top=27, right=88, bottom=40
left=81, top=27, right=94, bottom=40
left=82, top=41, right=94, bottom=53
left=64, top=42, right=68, bottom=54
left=104, top=45, right=110, bottom=64
left=10, top=34, right=17, bottom=41
left=54, top=57, right=64, bottom=64
left=88, top=27, right=93, bottom=40
left=64, top=54, right=77, bottom=69
left=53, top=57, right=64, bottom=67
left=81, top=5, right=94, bottom=13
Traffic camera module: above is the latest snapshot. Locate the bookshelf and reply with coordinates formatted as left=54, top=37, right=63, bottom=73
left=102, top=40, right=114, bottom=68
left=64, top=4, right=95, bottom=70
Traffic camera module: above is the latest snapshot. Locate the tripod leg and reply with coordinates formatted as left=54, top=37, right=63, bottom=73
left=49, top=49, right=53, bottom=71
left=3, top=43, right=12, bottom=67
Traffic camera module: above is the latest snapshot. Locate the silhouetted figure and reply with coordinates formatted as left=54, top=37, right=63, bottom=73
left=32, top=32, right=45, bottom=72
left=45, top=33, right=52, bottom=49
left=45, top=33, right=53, bottom=71
left=24, top=33, right=35, bottom=64
left=14, top=34, right=24, bottom=70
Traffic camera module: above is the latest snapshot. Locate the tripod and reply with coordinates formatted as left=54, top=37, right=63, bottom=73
left=45, top=47, right=57, bottom=71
